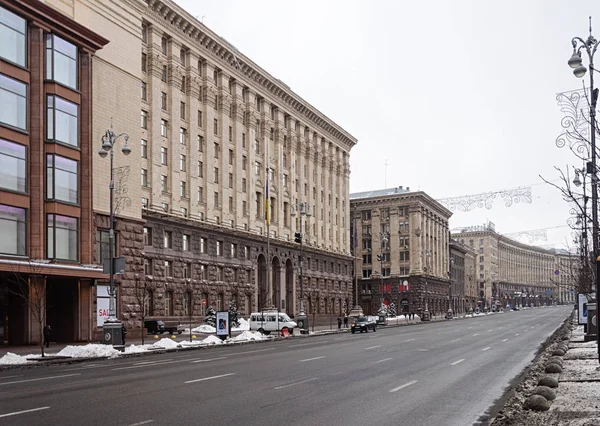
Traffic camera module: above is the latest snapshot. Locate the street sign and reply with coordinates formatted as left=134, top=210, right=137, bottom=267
left=102, top=256, right=126, bottom=275
left=202, top=299, right=207, bottom=305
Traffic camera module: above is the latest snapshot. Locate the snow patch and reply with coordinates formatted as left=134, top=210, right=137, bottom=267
left=232, top=318, right=250, bottom=331
left=152, top=338, right=179, bottom=350
left=229, top=330, right=267, bottom=342
left=180, top=340, right=204, bottom=347
left=57, top=344, right=120, bottom=358
left=124, top=344, right=154, bottom=354
left=202, top=335, right=224, bottom=345
left=192, top=324, right=217, bottom=334
left=0, top=352, right=31, bottom=365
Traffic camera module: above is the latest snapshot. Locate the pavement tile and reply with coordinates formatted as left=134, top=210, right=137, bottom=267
left=552, top=382, right=600, bottom=413
left=569, top=342, right=597, bottom=349
left=564, top=348, right=598, bottom=360
left=559, top=360, right=600, bottom=382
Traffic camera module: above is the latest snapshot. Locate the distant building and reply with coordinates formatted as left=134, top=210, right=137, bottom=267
left=350, top=186, right=452, bottom=315
left=449, top=239, right=476, bottom=313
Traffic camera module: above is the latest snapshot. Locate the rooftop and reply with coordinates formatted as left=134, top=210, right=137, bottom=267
left=350, top=186, right=412, bottom=200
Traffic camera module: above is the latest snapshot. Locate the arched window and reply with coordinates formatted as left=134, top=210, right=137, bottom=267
left=165, top=290, right=173, bottom=316
left=145, top=289, right=154, bottom=316
left=161, top=37, right=167, bottom=55
left=217, top=293, right=224, bottom=311
left=183, top=291, right=192, bottom=316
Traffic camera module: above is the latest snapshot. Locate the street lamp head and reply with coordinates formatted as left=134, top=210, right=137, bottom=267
left=573, top=64, right=587, bottom=78
left=98, top=148, right=108, bottom=158
left=573, top=172, right=582, bottom=187
left=568, top=50, right=583, bottom=69
left=101, top=135, right=112, bottom=152
left=121, top=144, right=132, bottom=156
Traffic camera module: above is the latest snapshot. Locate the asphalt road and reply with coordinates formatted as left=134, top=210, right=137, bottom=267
left=0, top=306, right=571, bottom=426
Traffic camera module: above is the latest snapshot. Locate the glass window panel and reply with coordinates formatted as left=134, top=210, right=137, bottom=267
left=47, top=214, right=78, bottom=261
left=0, top=139, right=26, bottom=192
left=0, top=6, right=26, bottom=66
left=46, top=34, right=77, bottom=89
left=0, top=73, right=26, bottom=130
left=47, top=95, right=78, bottom=147
left=0, top=204, right=26, bottom=255
left=47, top=154, right=78, bottom=203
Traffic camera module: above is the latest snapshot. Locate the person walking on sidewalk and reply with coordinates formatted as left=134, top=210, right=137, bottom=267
left=43, top=324, right=52, bottom=348
left=337, top=316, right=342, bottom=329
left=343, top=315, right=348, bottom=328
left=121, top=323, right=127, bottom=345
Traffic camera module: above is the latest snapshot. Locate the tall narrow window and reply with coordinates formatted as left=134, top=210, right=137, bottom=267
left=198, top=161, right=203, bottom=177
left=213, top=118, right=218, bottom=135
left=141, top=139, right=147, bottom=158
left=179, top=154, right=186, bottom=171
left=0, top=74, right=27, bottom=130
left=0, top=6, right=26, bottom=66
left=214, top=167, right=219, bottom=183
left=161, top=92, right=167, bottom=110
left=198, top=135, right=204, bottom=152
left=141, top=82, right=147, bottom=100
left=162, top=65, right=167, bottom=82
left=141, top=110, right=147, bottom=129
left=179, top=181, right=186, bottom=197
left=47, top=95, right=78, bottom=147
left=46, top=34, right=77, bottom=89
left=228, top=149, right=233, bottom=165
left=0, top=139, right=26, bottom=193
left=47, top=214, right=78, bottom=261
left=161, top=37, right=167, bottom=55
left=161, top=119, right=168, bottom=137
left=47, top=154, right=78, bottom=204
left=180, top=101, right=186, bottom=119
left=141, top=53, right=147, bottom=72
left=0, top=204, right=26, bottom=256
left=165, top=290, right=173, bottom=316
left=141, top=168, right=147, bottom=186
left=160, top=147, right=167, bottom=165
left=180, top=128, right=186, bottom=145
left=161, top=175, right=168, bottom=192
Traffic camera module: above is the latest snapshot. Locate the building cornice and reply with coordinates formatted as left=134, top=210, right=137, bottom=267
left=143, top=0, right=357, bottom=151
left=350, top=191, right=452, bottom=220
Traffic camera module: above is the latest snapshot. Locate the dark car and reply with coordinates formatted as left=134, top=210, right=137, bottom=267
left=351, top=316, right=377, bottom=334
left=144, top=320, right=167, bottom=334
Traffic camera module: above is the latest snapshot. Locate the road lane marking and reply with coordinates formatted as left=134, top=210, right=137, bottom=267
left=365, top=345, right=381, bottom=350
left=482, top=347, right=491, bottom=351
left=290, top=341, right=326, bottom=348
left=502, top=338, right=508, bottom=342
left=451, top=338, right=461, bottom=343
left=0, top=375, right=22, bottom=380
left=404, top=338, right=416, bottom=342
left=133, top=359, right=173, bottom=366
left=468, top=327, right=473, bottom=329
left=487, top=330, right=493, bottom=332
left=390, top=380, right=418, bottom=393
left=417, top=349, right=429, bottom=352
left=299, top=356, right=326, bottom=362
left=515, top=333, right=520, bottom=336
left=274, top=377, right=318, bottom=389
left=191, top=356, right=227, bottom=364
left=473, top=334, right=479, bottom=336
left=228, top=348, right=275, bottom=356
left=450, top=359, right=465, bottom=365
left=127, top=421, right=154, bottom=426
left=112, top=358, right=195, bottom=371
left=0, top=373, right=80, bottom=386
left=0, top=406, right=50, bottom=418
left=372, top=358, right=393, bottom=364
left=185, top=373, right=236, bottom=384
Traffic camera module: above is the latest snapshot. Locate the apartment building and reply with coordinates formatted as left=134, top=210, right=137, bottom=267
left=350, top=187, right=452, bottom=315
left=0, top=0, right=108, bottom=344
left=40, top=0, right=357, bottom=336
left=449, top=239, right=476, bottom=313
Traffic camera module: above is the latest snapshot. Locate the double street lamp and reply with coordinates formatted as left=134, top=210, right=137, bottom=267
left=376, top=231, right=389, bottom=310
left=98, top=124, right=130, bottom=344
left=568, top=17, right=600, bottom=363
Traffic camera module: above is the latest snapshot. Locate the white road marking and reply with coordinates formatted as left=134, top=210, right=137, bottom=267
left=127, top=420, right=154, bottom=426
left=0, top=375, right=22, bottom=380
left=502, top=338, right=508, bottom=342
left=473, top=333, right=479, bottom=336
left=299, top=356, right=326, bottom=362
left=417, top=349, right=429, bottom=352
left=515, top=333, right=520, bottom=336
left=0, top=373, right=80, bottom=386
left=274, top=377, right=318, bottom=389
left=498, top=327, right=504, bottom=329
left=482, top=347, right=491, bottom=351
left=450, top=359, right=465, bottom=366
left=365, top=345, right=381, bottom=350
left=487, top=330, right=493, bottom=333
left=133, top=359, right=173, bottom=366
left=404, top=338, right=416, bottom=342
left=372, top=357, right=393, bottom=364
left=389, top=380, right=418, bottom=393
left=112, top=358, right=195, bottom=371
left=290, top=341, right=326, bottom=348
left=191, top=357, right=227, bottom=364
left=451, top=338, right=461, bottom=343
left=468, top=327, right=473, bottom=329
left=0, top=406, right=50, bottom=418
left=229, top=348, right=275, bottom=356
left=185, top=373, right=236, bottom=384
left=333, top=337, right=345, bottom=340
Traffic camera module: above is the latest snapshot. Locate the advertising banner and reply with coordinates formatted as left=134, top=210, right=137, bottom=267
left=97, top=286, right=110, bottom=327
left=578, top=293, right=588, bottom=325
left=216, top=311, right=230, bottom=337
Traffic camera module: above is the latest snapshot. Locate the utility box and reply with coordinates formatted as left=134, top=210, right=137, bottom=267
left=585, top=302, right=598, bottom=342
left=102, top=321, right=124, bottom=350
left=296, top=313, right=309, bottom=334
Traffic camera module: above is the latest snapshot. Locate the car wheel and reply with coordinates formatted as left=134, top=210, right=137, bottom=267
left=178, top=330, right=183, bottom=335
left=351, top=330, right=355, bottom=334
left=258, top=328, right=265, bottom=334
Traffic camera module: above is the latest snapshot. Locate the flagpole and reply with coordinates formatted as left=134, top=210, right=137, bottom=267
left=265, top=134, right=273, bottom=310
left=350, top=215, right=363, bottom=317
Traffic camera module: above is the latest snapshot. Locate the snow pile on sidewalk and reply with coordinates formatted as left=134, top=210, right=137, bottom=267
left=192, top=324, right=217, bottom=334
left=57, top=344, right=120, bottom=358
left=229, top=330, right=266, bottom=342
left=180, top=340, right=204, bottom=347
left=0, top=352, right=31, bottom=365
left=124, top=344, right=155, bottom=354
left=151, top=338, right=179, bottom=350
left=232, top=318, right=250, bottom=331
left=202, top=335, right=224, bottom=345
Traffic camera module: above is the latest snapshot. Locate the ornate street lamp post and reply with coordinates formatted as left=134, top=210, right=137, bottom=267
left=291, top=202, right=311, bottom=332
left=98, top=124, right=130, bottom=345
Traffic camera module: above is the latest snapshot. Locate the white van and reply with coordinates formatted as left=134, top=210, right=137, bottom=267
left=249, top=312, right=297, bottom=335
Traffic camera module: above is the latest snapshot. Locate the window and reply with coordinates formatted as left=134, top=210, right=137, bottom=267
left=47, top=95, right=78, bottom=147
left=179, top=181, right=186, bottom=197
left=141, top=110, right=147, bottom=129
left=214, top=118, right=218, bottom=135
left=242, top=156, right=247, bottom=170
left=179, top=48, right=185, bottom=63
left=141, top=139, right=147, bottom=158
left=230, top=243, right=237, bottom=258
left=141, top=82, right=147, bottom=100
left=268, top=168, right=274, bottom=181
left=214, top=142, right=219, bottom=158
left=141, top=23, right=147, bottom=43
left=47, top=214, right=78, bottom=261
left=242, top=200, right=247, bottom=215
left=242, top=133, right=246, bottom=148
left=183, top=291, right=191, bottom=315
left=180, top=101, right=186, bottom=119
left=164, top=230, right=172, bottom=248
left=228, top=149, right=233, bottom=165
left=214, top=167, right=219, bottom=183
left=165, top=290, right=173, bottom=316
left=214, top=191, right=219, bottom=208
left=283, top=174, right=288, bottom=188
left=161, top=92, right=167, bottom=110
left=161, top=119, right=168, bottom=137
left=161, top=65, right=167, bottom=82
left=200, top=237, right=206, bottom=254
left=144, top=258, right=153, bottom=275
left=255, top=161, right=261, bottom=176
left=96, top=230, right=115, bottom=264
left=181, top=76, right=186, bottom=93
left=479, top=247, right=483, bottom=254
left=0, top=204, right=26, bottom=256
left=479, top=239, right=484, bottom=246
left=242, top=178, right=246, bottom=193
left=161, top=147, right=167, bottom=165
left=161, top=37, right=167, bottom=54
left=480, top=256, right=484, bottom=262
left=200, top=266, right=207, bottom=281
left=141, top=168, right=147, bottom=186
left=228, top=173, right=233, bottom=188
left=47, top=154, right=78, bottom=203
left=46, top=34, right=77, bottom=89
left=145, top=289, right=154, bottom=316
left=229, top=126, right=233, bottom=141
left=179, top=154, right=186, bottom=171
left=198, top=110, right=203, bottom=127
left=198, top=135, right=204, bottom=152
left=161, top=175, right=168, bottom=192
left=254, top=138, right=260, bottom=154
left=143, top=227, right=152, bottom=246
left=197, top=186, right=203, bottom=202
left=399, top=251, right=409, bottom=261
left=162, top=202, right=169, bottom=212
left=181, top=207, right=187, bottom=217
left=0, top=74, right=26, bottom=130
left=141, top=197, right=148, bottom=209
left=217, top=293, right=224, bottom=310
left=229, top=196, right=233, bottom=211
left=0, top=139, right=26, bottom=193
left=197, top=161, right=203, bottom=177
left=216, top=241, right=222, bottom=256
left=0, top=6, right=26, bottom=66
left=270, top=127, right=274, bottom=140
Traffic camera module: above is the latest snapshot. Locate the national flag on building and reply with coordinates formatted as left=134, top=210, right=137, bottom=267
left=265, top=179, right=269, bottom=227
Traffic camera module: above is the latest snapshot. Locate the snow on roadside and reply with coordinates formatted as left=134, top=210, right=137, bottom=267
left=229, top=330, right=266, bottom=342
left=232, top=318, right=250, bottom=331
left=0, top=352, right=31, bottom=365
left=180, top=340, right=203, bottom=347
left=151, top=338, right=179, bottom=350
left=202, top=335, right=224, bottom=345
left=192, top=324, right=216, bottom=334
left=57, top=344, right=120, bottom=358
left=124, top=344, right=155, bottom=354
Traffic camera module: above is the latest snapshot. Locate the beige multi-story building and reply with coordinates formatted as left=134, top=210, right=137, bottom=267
left=40, top=0, right=357, bottom=338
left=350, top=187, right=452, bottom=315
left=449, top=239, right=476, bottom=313
left=453, top=222, right=574, bottom=309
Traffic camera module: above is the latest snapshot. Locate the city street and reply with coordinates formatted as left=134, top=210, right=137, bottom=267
left=0, top=307, right=570, bottom=426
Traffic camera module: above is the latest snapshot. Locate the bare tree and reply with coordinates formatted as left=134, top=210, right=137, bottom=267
left=7, top=258, right=48, bottom=357
left=127, top=274, right=152, bottom=345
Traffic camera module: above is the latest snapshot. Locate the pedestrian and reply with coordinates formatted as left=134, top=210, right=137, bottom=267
left=343, top=315, right=348, bottom=328
left=337, top=316, right=342, bottom=329
left=121, top=323, right=127, bottom=345
left=43, top=324, right=52, bottom=348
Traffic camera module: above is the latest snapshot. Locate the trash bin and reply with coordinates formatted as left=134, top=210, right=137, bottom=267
left=296, top=313, right=309, bottom=335
left=585, top=302, right=597, bottom=342
left=102, top=321, right=124, bottom=349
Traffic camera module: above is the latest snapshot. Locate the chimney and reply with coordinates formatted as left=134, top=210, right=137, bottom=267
left=406, top=186, right=410, bottom=191
left=399, top=186, right=403, bottom=190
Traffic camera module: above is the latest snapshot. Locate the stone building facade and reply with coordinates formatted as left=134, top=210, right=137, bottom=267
left=350, top=187, right=452, bottom=316
left=0, top=0, right=108, bottom=345
left=41, top=0, right=357, bottom=338
left=453, top=223, right=568, bottom=309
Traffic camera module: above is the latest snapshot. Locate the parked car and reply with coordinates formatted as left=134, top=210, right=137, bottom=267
left=144, top=319, right=184, bottom=334
left=249, top=312, right=297, bottom=335
left=351, top=316, right=377, bottom=334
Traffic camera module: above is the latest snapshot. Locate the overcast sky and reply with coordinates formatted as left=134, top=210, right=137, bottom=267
left=176, top=0, right=599, bottom=249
